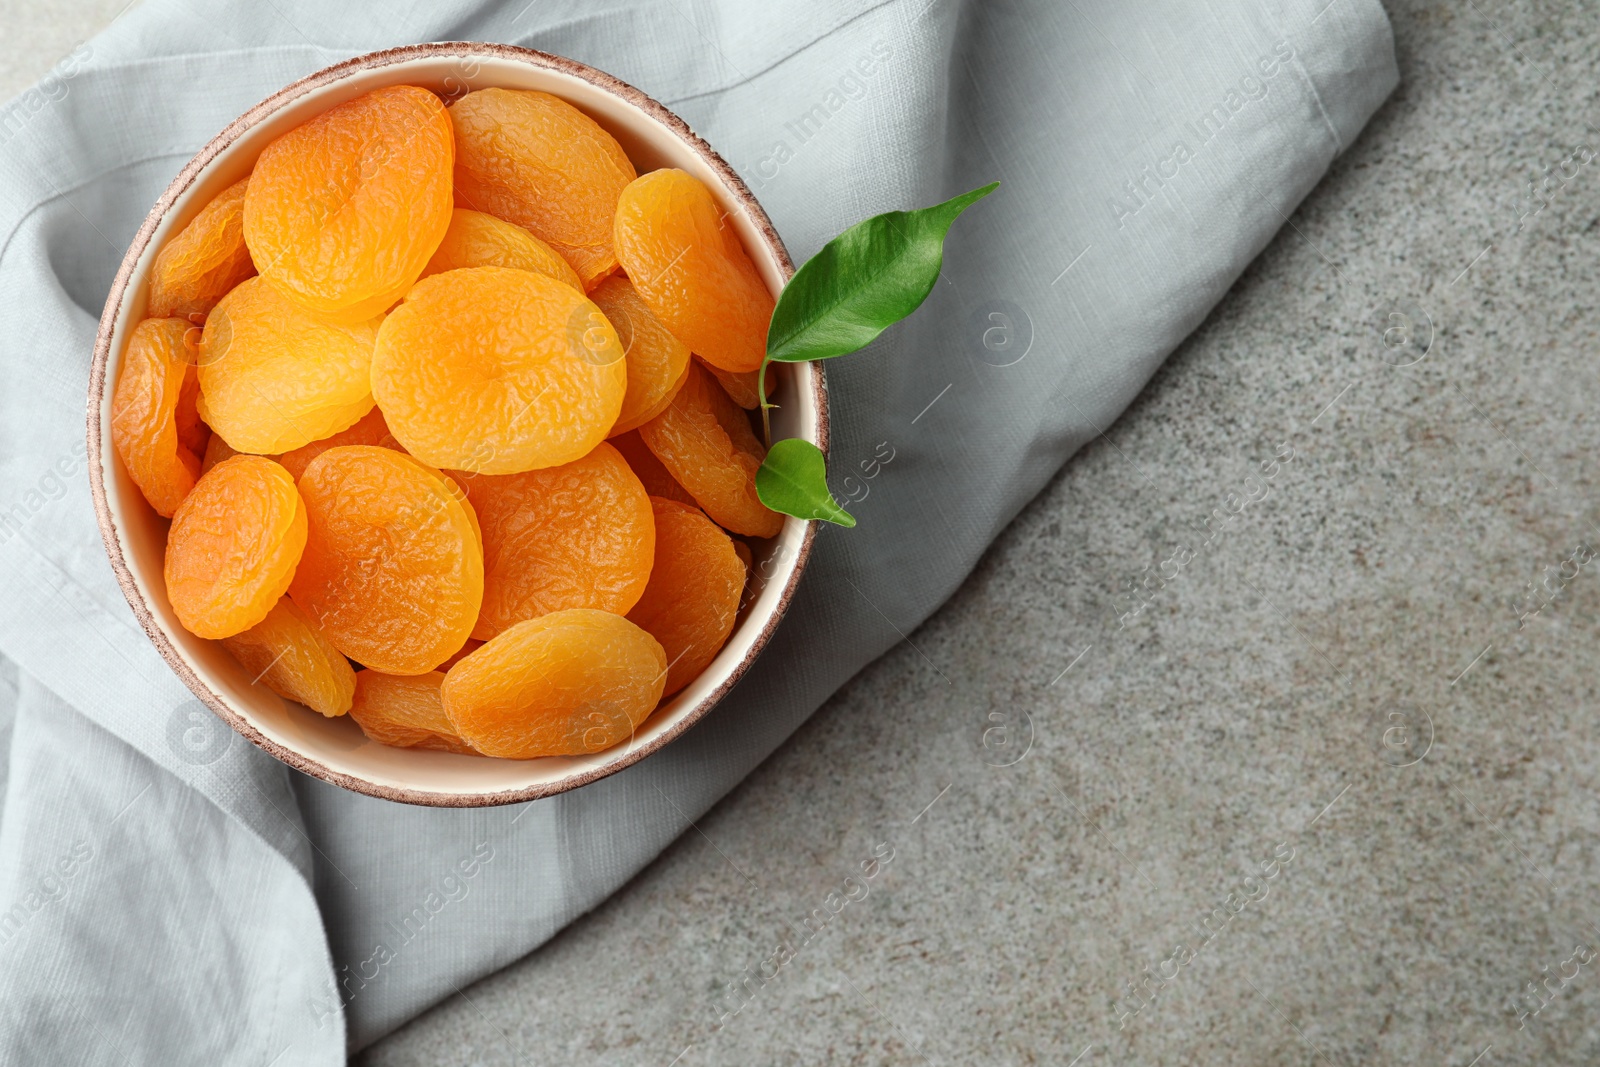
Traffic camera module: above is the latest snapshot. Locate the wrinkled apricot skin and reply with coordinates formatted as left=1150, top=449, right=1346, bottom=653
left=197, top=277, right=381, bottom=454
left=112, top=318, right=204, bottom=517
left=200, top=432, right=239, bottom=475
left=629, top=361, right=690, bottom=429
left=638, top=363, right=782, bottom=537
left=441, top=609, right=666, bottom=759
left=222, top=597, right=356, bottom=716
left=421, top=208, right=584, bottom=291
left=589, top=275, right=691, bottom=436
left=275, top=406, right=402, bottom=481
left=371, top=267, right=625, bottom=474
left=437, top=468, right=484, bottom=555
left=164, top=456, right=308, bottom=639
left=627, top=498, right=745, bottom=698
left=244, top=86, right=454, bottom=321
left=455, top=442, right=654, bottom=640
left=175, top=365, right=208, bottom=457
left=148, top=177, right=257, bottom=320
left=437, top=637, right=483, bottom=671
left=450, top=88, right=636, bottom=289
left=610, top=430, right=698, bottom=508
left=350, top=670, right=477, bottom=753
left=613, top=169, right=774, bottom=373
left=289, top=446, right=483, bottom=675
left=698, top=358, right=765, bottom=410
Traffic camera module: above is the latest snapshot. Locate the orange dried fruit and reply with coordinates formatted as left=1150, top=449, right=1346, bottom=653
left=244, top=85, right=454, bottom=321
left=420, top=208, right=583, bottom=291
left=175, top=364, right=208, bottom=457
left=222, top=597, right=356, bottom=717
left=638, top=363, right=782, bottom=537
left=371, top=266, right=625, bottom=473
left=164, top=455, right=307, bottom=639
left=349, top=670, right=477, bottom=753
left=441, top=608, right=666, bottom=759
left=288, top=445, right=483, bottom=675
left=112, top=318, right=204, bottom=517
left=436, top=467, right=484, bottom=556
left=200, top=432, right=239, bottom=475
left=697, top=357, right=766, bottom=410
left=454, top=441, right=654, bottom=640
left=275, top=406, right=402, bottom=481
left=622, top=361, right=690, bottom=431
left=148, top=176, right=256, bottom=320
left=449, top=88, right=636, bottom=289
left=437, top=637, right=483, bottom=671
left=588, top=275, right=691, bottom=436
left=197, top=276, right=381, bottom=454
left=610, top=429, right=697, bottom=508
left=626, top=498, right=745, bottom=698
left=613, top=169, right=773, bottom=373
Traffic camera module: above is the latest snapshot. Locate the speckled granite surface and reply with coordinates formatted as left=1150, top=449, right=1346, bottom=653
left=9, top=1, right=1600, bottom=1063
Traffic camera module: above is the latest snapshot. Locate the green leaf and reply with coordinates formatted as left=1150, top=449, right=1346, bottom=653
left=755, top=439, right=856, bottom=527
left=765, top=181, right=999, bottom=364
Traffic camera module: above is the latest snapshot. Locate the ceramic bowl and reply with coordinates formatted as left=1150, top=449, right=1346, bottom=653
left=86, top=43, right=825, bottom=806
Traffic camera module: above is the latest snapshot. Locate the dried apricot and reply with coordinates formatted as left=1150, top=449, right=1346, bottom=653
left=222, top=597, right=356, bottom=716
left=200, top=432, right=239, bottom=475
left=165, top=455, right=307, bottom=639
left=175, top=364, right=208, bottom=457
left=112, top=318, right=204, bottom=517
left=638, top=363, right=782, bottom=537
left=441, top=609, right=666, bottom=759
left=698, top=358, right=766, bottom=410
left=244, top=85, right=454, bottom=321
left=437, top=468, right=483, bottom=556
left=437, top=637, right=482, bottom=671
left=624, top=361, right=690, bottom=430
left=613, top=169, right=773, bottom=373
left=450, top=88, right=636, bottom=289
left=350, top=670, right=476, bottom=753
left=275, top=406, right=402, bottom=481
left=197, top=276, right=381, bottom=454
left=288, top=445, right=483, bottom=675
left=421, top=208, right=583, bottom=291
left=454, top=442, right=654, bottom=640
left=610, top=429, right=696, bottom=507
left=371, top=267, right=625, bottom=473
left=588, top=275, right=691, bottom=436
left=626, top=498, right=744, bottom=698
left=148, top=176, right=256, bottom=320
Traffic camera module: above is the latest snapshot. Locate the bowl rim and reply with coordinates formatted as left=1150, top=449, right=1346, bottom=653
left=85, top=41, right=827, bottom=807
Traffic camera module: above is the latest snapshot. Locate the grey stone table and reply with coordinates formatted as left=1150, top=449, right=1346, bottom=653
left=7, top=1, right=1599, bottom=1063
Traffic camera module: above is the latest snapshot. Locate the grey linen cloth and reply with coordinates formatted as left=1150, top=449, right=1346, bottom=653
left=0, top=0, right=1397, bottom=1060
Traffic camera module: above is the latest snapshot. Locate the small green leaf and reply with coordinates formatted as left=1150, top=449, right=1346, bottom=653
left=756, top=439, right=856, bottom=527
left=765, top=181, right=999, bottom=364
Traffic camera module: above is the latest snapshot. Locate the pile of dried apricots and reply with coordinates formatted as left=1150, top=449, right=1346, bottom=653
left=112, top=84, right=785, bottom=760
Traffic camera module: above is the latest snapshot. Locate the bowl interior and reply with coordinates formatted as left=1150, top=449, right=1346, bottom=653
left=93, top=47, right=820, bottom=805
